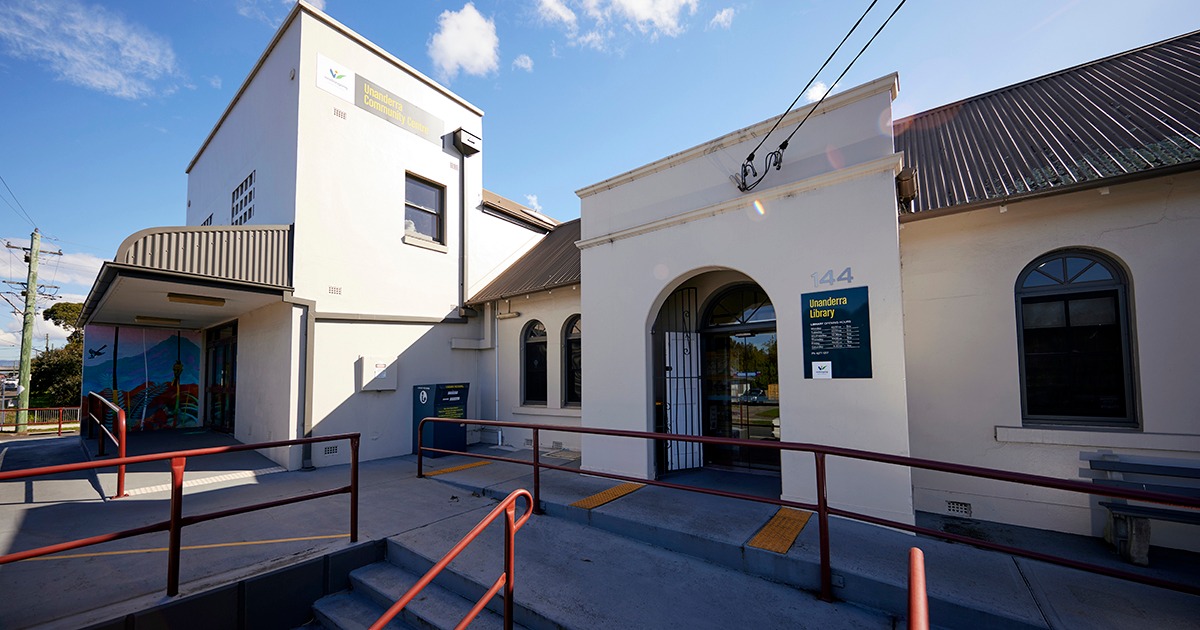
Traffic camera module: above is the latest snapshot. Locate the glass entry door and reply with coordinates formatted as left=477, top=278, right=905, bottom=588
left=205, top=322, right=237, bottom=433
left=701, top=285, right=780, bottom=472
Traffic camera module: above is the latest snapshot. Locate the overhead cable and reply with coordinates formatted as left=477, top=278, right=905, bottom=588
left=736, top=0, right=907, bottom=192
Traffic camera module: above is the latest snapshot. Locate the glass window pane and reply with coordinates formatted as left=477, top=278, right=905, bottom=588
left=1036, top=258, right=1065, bottom=283
left=1065, top=257, right=1093, bottom=282
left=524, top=340, right=547, bottom=404
left=526, top=321, right=546, bottom=339
left=1072, top=264, right=1114, bottom=284
left=405, top=206, right=439, bottom=240
left=406, top=177, right=442, bottom=210
left=1022, top=301, right=1065, bottom=329
left=1023, top=270, right=1060, bottom=288
left=1069, top=296, right=1116, bottom=326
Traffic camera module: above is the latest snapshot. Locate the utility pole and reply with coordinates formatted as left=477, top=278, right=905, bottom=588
left=6, top=230, right=62, bottom=432
left=16, top=229, right=40, bottom=431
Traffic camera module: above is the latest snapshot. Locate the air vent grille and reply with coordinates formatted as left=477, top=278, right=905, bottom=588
left=946, top=500, right=972, bottom=517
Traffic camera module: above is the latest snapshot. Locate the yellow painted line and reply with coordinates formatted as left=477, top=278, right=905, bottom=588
left=424, top=460, right=492, bottom=477
left=28, top=534, right=349, bottom=561
left=747, top=507, right=811, bottom=554
left=570, top=482, right=644, bottom=510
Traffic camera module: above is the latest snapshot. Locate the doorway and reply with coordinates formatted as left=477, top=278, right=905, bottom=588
left=205, top=322, right=237, bottom=433
left=700, top=284, right=780, bottom=472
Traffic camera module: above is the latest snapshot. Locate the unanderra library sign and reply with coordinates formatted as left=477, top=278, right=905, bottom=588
left=802, top=286, right=872, bottom=379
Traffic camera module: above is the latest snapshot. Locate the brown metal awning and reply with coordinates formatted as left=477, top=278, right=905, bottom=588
left=80, top=225, right=293, bottom=330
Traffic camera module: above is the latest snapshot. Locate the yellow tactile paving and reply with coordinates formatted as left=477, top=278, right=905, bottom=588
left=747, top=507, right=812, bottom=554
left=423, top=460, right=492, bottom=477
left=570, top=482, right=645, bottom=510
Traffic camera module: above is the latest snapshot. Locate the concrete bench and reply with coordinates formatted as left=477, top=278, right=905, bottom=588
left=1089, top=457, right=1200, bottom=566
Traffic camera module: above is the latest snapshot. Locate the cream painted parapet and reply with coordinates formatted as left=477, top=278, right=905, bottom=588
left=578, top=75, right=914, bottom=525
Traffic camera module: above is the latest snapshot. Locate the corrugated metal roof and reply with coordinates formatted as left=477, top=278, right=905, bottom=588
left=896, top=30, right=1200, bottom=215
left=115, top=225, right=293, bottom=287
left=482, top=189, right=558, bottom=232
left=467, top=218, right=581, bottom=305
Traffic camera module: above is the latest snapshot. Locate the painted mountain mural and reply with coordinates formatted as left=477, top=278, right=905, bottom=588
left=82, top=326, right=202, bottom=430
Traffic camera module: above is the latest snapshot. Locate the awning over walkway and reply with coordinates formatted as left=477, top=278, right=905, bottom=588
left=81, top=225, right=294, bottom=329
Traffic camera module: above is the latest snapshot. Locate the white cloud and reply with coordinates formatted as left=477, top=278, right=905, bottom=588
left=237, top=0, right=318, bottom=28
left=537, top=0, right=577, bottom=30
left=205, top=75, right=222, bottom=89
left=524, top=194, right=543, bottom=212
left=0, top=0, right=180, bottom=99
left=512, top=54, right=534, bottom=72
left=608, top=0, right=698, bottom=37
left=804, top=81, right=837, bottom=103
left=534, top=0, right=699, bottom=49
left=708, top=7, right=734, bottom=30
left=428, top=3, right=500, bottom=82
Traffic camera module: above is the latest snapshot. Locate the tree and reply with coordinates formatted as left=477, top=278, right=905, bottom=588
left=31, top=342, right=82, bottom=406
left=31, top=302, right=84, bottom=406
left=43, top=302, right=83, bottom=345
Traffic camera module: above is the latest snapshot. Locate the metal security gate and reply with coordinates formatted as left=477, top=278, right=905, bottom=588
left=654, top=288, right=701, bottom=474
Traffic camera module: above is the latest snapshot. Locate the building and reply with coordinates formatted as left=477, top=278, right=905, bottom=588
left=81, top=2, right=1200, bottom=553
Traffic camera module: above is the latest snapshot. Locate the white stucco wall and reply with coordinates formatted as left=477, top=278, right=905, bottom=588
left=186, top=20, right=301, bottom=228
left=900, top=171, right=1200, bottom=550
left=308, top=320, right=482, bottom=465
left=292, top=12, right=484, bottom=318
left=235, top=301, right=302, bottom=469
left=478, top=289, right=584, bottom=450
left=577, top=75, right=914, bottom=525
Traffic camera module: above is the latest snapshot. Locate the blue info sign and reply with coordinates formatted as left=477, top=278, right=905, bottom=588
left=802, top=286, right=872, bottom=379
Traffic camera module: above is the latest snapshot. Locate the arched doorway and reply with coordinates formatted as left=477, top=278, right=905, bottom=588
left=700, top=284, right=780, bottom=471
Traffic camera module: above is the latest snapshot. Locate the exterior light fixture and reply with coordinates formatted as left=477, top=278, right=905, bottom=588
left=135, top=316, right=184, bottom=326
left=496, top=312, right=522, bottom=320
left=896, top=167, right=917, bottom=204
left=167, top=293, right=226, bottom=307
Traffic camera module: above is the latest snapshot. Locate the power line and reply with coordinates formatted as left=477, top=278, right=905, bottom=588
left=736, top=0, right=907, bottom=192
left=0, top=174, right=38, bottom=229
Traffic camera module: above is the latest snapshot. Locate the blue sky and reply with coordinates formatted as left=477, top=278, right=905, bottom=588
left=0, top=0, right=1196, bottom=357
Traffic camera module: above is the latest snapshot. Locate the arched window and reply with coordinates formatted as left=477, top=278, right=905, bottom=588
left=1016, top=250, right=1135, bottom=427
left=563, top=316, right=582, bottom=406
left=522, top=320, right=548, bottom=405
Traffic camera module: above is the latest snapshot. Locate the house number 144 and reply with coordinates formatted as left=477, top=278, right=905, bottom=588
left=811, top=267, right=854, bottom=287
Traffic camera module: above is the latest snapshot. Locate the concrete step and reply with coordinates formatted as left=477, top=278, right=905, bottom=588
left=385, top=500, right=894, bottom=629
left=312, top=560, right=518, bottom=630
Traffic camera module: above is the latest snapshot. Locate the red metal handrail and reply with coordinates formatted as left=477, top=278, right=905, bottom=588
left=85, top=392, right=127, bottom=497
left=415, top=417, right=1200, bottom=600
left=371, top=489, right=533, bottom=630
left=908, top=547, right=929, bottom=630
left=0, top=432, right=360, bottom=596
left=0, top=406, right=80, bottom=436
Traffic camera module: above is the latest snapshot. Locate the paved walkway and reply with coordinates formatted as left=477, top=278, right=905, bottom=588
left=0, top=432, right=1196, bottom=629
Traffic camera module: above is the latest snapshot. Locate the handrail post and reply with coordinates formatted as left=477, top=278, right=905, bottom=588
left=816, top=452, right=833, bottom=602
left=167, top=456, right=186, bottom=596
left=531, top=428, right=543, bottom=515
left=416, top=418, right=425, bottom=478
left=57, top=408, right=62, bottom=436
left=504, top=500, right=516, bottom=630
left=909, top=547, right=929, bottom=630
left=350, top=435, right=360, bottom=543
left=115, top=409, right=127, bottom=498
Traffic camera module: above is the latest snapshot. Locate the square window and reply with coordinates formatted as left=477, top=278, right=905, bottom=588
left=405, top=175, right=444, bottom=242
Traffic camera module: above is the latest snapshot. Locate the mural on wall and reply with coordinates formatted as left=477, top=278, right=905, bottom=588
left=82, top=325, right=202, bottom=431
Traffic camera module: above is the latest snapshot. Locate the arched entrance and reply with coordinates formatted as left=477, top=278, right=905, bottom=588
left=653, top=278, right=780, bottom=476
left=700, top=284, right=780, bottom=471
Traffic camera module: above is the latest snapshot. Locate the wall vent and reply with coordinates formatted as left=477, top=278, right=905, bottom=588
left=552, top=441, right=563, bottom=449
left=524, top=438, right=533, bottom=447
left=324, top=445, right=338, bottom=455
left=946, top=500, right=972, bottom=517
left=333, top=107, right=347, bottom=119
left=328, top=286, right=342, bottom=295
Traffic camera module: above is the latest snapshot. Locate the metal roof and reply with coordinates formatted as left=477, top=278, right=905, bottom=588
left=895, top=30, right=1200, bottom=216
left=467, top=219, right=581, bottom=305
left=482, top=189, right=558, bottom=232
